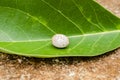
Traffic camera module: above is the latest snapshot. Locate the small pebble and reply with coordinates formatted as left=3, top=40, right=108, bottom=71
left=52, top=34, right=69, bottom=48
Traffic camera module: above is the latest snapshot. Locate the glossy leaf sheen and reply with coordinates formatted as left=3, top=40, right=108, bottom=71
left=0, top=0, right=120, bottom=57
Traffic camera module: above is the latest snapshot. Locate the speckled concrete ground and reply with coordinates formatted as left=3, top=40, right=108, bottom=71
left=0, top=0, right=120, bottom=80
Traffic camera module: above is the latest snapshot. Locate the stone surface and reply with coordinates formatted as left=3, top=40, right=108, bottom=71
left=0, top=0, right=120, bottom=80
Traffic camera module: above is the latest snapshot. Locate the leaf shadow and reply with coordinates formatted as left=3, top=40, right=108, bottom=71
left=0, top=48, right=119, bottom=68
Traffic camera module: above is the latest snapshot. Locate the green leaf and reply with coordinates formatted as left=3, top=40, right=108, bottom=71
left=0, top=0, right=120, bottom=57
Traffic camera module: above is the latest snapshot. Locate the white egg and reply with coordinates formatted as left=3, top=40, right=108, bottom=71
left=52, top=34, right=69, bottom=48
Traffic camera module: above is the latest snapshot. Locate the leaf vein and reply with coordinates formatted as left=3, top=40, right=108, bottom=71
left=107, top=33, right=120, bottom=49
left=89, top=3, right=106, bottom=31
left=72, top=0, right=104, bottom=31
left=0, top=6, right=56, bottom=34
left=41, top=0, right=84, bottom=34
left=0, top=30, right=13, bottom=41
left=29, top=42, right=51, bottom=52
left=90, top=34, right=104, bottom=53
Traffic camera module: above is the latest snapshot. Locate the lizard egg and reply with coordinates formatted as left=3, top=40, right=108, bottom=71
left=52, top=34, right=69, bottom=48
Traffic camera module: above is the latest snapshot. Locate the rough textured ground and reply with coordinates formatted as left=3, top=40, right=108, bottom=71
left=0, top=0, right=120, bottom=80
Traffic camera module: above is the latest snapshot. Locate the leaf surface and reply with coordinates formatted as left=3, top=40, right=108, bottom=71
left=0, top=0, right=120, bottom=57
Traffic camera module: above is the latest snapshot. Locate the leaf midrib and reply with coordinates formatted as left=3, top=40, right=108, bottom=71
left=0, top=30, right=120, bottom=42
